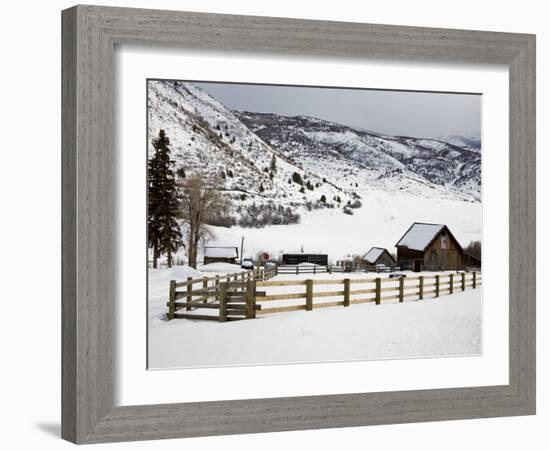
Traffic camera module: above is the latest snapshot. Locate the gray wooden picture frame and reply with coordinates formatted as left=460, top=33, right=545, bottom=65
left=61, top=5, right=536, bottom=444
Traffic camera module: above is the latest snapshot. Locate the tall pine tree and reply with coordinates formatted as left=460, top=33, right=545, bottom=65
left=148, top=129, right=183, bottom=268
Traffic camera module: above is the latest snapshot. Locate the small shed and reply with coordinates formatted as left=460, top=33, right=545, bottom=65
left=282, top=253, right=328, bottom=266
left=395, top=222, right=466, bottom=271
left=203, top=246, right=238, bottom=265
left=363, top=247, right=396, bottom=269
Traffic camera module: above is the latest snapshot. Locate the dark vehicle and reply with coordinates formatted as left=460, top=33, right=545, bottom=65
left=241, top=258, right=255, bottom=270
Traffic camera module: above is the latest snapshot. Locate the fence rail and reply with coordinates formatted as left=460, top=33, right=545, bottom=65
left=275, top=265, right=328, bottom=275
left=167, top=267, right=277, bottom=320
left=167, top=270, right=482, bottom=322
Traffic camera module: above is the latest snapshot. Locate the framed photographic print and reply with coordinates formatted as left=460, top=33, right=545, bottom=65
left=62, top=5, right=536, bottom=444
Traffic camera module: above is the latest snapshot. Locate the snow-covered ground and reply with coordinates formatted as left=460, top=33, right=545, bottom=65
left=207, top=189, right=481, bottom=262
left=148, top=268, right=482, bottom=369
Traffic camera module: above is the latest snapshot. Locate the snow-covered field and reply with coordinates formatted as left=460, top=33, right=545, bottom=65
left=148, top=267, right=482, bottom=369
left=207, top=189, right=481, bottom=261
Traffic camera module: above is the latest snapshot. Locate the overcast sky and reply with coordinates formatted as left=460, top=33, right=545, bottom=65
left=193, top=81, right=481, bottom=140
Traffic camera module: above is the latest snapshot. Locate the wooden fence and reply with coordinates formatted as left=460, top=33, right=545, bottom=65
left=166, top=267, right=277, bottom=321
left=255, top=271, right=481, bottom=315
left=276, top=265, right=328, bottom=275
left=167, top=270, right=481, bottom=322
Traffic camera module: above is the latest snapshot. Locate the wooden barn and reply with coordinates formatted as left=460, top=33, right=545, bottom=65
left=282, top=253, right=328, bottom=266
left=203, top=246, right=238, bottom=265
left=363, top=247, right=396, bottom=269
left=395, top=222, right=470, bottom=271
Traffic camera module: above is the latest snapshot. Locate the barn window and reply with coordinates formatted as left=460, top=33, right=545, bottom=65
left=441, top=236, right=448, bottom=249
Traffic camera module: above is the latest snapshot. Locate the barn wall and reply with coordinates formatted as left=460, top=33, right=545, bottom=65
left=422, top=233, right=464, bottom=270
left=204, top=256, right=237, bottom=264
left=377, top=252, right=395, bottom=268
left=396, top=247, right=424, bottom=270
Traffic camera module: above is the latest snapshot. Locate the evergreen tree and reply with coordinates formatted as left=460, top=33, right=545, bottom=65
left=292, top=172, right=303, bottom=185
left=270, top=154, right=277, bottom=173
left=148, top=129, right=183, bottom=268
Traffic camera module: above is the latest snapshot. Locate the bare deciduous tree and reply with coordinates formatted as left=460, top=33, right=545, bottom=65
left=180, top=175, right=225, bottom=268
left=466, top=240, right=481, bottom=260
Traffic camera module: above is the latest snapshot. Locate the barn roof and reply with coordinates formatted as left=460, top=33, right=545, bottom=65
left=204, top=247, right=238, bottom=258
left=362, top=247, right=384, bottom=264
left=395, top=223, right=447, bottom=252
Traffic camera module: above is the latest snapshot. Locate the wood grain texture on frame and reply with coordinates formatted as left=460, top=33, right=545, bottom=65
left=61, top=5, right=536, bottom=444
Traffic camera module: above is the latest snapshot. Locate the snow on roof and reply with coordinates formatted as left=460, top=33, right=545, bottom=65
left=204, top=247, right=238, bottom=258
left=396, top=223, right=445, bottom=251
left=364, top=247, right=385, bottom=264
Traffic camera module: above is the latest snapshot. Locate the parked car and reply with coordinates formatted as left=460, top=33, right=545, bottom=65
left=241, top=258, right=255, bottom=270
left=376, top=264, right=391, bottom=273
left=389, top=273, right=406, bottom=278
left=265, top=261, right=277, bottom=270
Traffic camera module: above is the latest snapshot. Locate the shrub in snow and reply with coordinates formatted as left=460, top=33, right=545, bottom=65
left=292, top=172, right=304, bottom=185
left=343, top=206, right=354, bottom=215
left=206, top=214, right=235, bottom=227
left=176, top=166, right=186, bottom=178
left=238, top=203, right=300, bottom=227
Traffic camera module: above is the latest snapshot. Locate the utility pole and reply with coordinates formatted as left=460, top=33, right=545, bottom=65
left=240, top=235, right=244, bottom=264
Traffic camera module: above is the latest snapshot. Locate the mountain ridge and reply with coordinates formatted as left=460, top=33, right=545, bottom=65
left=148, top=80, right=481, bottom=227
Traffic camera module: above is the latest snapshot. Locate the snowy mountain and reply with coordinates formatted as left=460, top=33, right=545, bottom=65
left=148, top=80, right=481, bottom=228
left=437, top=134, right=482, bottom=150
left=235, top=112, right=481, bottom=201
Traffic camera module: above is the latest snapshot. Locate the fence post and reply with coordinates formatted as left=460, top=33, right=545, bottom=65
left=186, top=277, right=193, bottom=311
left=168, top=280, right=176, bottom=320
left=435, top=275, right=440, bottom=298
left=202, top=276, right=208, bottom=303
left=296, top=266, right=299, bottom=275
left=306, top=279, right=313, bottom=311
left=241, top=272, right=245, bottom=292
left=375, top=278, right=381, bottom=305
left=419, top=276, right=424, bottom=300
left=461, top=272, right=466, bottom=291
left=449, top=274, right=454, bottom=295
left=473, top=272, right=477, bottom=289
left=219, top=282, right=228, bottom=322
left=343, top=278, right=350, bottom=307
left=399, top=276, right=404, bottom=302
left=246, top=280, right=256, bottom=319
left=215, top=275, right=220, bottom=302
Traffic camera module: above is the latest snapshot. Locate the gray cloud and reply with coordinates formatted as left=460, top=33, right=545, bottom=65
left=193, top=81, right=481, bottom=140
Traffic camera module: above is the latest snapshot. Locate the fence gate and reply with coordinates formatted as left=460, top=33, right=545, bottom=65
left=218, top=280, right=257, bottom=322
left=167, top=279, right=258, bottom=322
